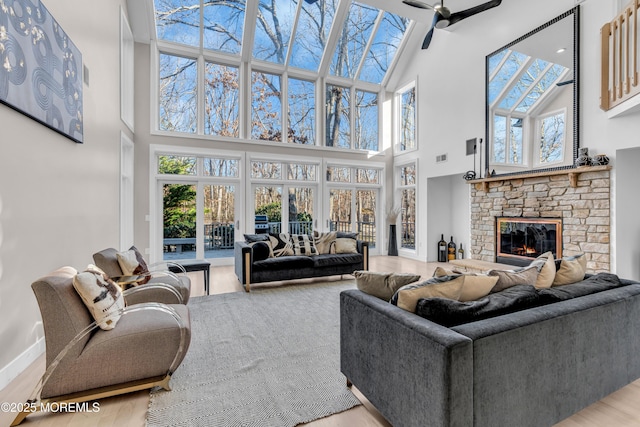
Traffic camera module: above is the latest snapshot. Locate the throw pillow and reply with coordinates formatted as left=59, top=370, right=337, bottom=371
left=458, top=274, right=500, bottom=301
left=268, top=233, right=294, bottom=257
left=314, top=231, right=337, bottom=254
left=337, top=232, right=358, bottom=239
left=335, top=237, right=358, bottom=254
left=488, top=266, right=539, bottom=293
left=73, top=265, right=125, bottom=330
left=354, top=271, right=421, bottom=301
left=416, top=284, right=541, bottom=327
left=529, top=251, right=556, bottom=289
left=391, top=275, right=465, bottom=312
left=291, top=234, right=318, bottom=256
left=432, top=268, right=496, bottom=301
left=244, top=233, right=270, bottom=243
left=250, top=241, right=271, bottom=261
left=432, top=266, right=464, bottom=277
left=116, top=247, right=151, bottom=284
left=552, top=254, right=587, bottom=286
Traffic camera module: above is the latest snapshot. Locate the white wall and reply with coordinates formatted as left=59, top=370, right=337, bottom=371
left=394, top=0, right=640, bottom=268
left=615, top=147, right=640, bottom=281
left=0, top=0, right=128, bottom=388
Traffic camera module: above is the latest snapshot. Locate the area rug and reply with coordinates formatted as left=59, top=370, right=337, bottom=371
left=146, top=280, right=361, bottom=427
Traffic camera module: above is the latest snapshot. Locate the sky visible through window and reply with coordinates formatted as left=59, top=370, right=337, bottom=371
left=154, top=0, right=410, bottom=149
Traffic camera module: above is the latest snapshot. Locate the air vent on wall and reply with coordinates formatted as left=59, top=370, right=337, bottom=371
left=436, top=153, right=448, bottom=163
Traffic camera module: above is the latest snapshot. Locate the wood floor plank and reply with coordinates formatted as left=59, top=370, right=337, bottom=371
left=2, top=256, right=640, bottom=426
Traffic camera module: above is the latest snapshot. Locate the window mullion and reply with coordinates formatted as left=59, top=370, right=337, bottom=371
left=197, top=55, right=205, bottom=135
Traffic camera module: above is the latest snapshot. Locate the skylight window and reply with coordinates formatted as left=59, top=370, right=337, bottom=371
left=330, top=2, right=378, bottom=79
left=289, top=0, right=337, bottom=71
left=154, top=0, right=412, bottom=148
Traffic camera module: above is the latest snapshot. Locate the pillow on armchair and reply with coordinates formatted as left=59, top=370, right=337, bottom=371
left=116, top=246, right=151, bottom=284
left=73, top=265, right=125, bottom=330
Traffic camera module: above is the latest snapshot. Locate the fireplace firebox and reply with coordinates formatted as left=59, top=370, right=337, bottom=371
left=496, top=217, right=562, bottom=267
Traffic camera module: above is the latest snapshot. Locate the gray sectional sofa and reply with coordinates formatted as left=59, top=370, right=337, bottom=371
left=234, top=238, right=368, bottom=292
left=340, top=274, right=640, bottom=427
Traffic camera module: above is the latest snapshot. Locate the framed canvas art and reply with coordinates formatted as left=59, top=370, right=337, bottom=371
left=0, top=0, right=83, bottom=143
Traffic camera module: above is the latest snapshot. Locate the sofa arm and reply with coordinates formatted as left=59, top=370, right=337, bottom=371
left=123, top=283, right=184, bottom=305
left=234, top=241, right=252, bottom=291
left=356, top=240, right=369, bottom=270
left=340, top=289, right=473, bottom=427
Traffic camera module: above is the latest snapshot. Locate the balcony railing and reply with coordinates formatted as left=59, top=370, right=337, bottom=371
left=401, top=222, right=416, bottom=249
left=330, top=220, right=376, bottom=248
left=601, top=0, right=639, bottom=111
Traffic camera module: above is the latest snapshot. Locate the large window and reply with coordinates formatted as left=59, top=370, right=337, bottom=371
left=397, top=83, right=416, bottom=152
left=153, top=0, right=409, bottom=151
left=397, top=162, right=416, bottom=250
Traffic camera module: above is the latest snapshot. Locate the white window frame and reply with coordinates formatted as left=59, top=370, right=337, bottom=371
left=394, top=79, right=418, bottom=155
left=395, top=158, right=418, bottom=255
left=120, top=132, right=134, bottom=250
left=149, top=145, right=245, bottom=265
left=533, top=107, right=568, bottom=168
left=120, top=7, right=134, bottom=131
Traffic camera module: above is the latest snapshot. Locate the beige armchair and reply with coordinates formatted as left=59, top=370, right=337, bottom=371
left=11, top=267, right=191, bottom=426
left=93, top=247, right=191, bottom=304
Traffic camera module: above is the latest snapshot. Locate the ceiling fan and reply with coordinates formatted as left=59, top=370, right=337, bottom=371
left=402, top=0, right=502, bottom=49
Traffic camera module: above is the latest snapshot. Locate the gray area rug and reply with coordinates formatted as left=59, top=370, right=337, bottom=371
left=146, top=280, right=361, bottom=427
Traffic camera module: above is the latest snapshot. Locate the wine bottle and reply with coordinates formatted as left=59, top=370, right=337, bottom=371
left=438, top=234, right=447, bottom=262
left=447, top=236, right=456, bottom=261
left=458, top=243, right=464, bottom=260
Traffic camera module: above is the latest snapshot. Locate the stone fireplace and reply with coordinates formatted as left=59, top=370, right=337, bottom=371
left=469, top=167, right=611, bottom=272
left=496, top=217, right=563, bottom=267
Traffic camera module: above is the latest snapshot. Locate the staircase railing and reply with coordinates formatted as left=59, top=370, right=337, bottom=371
left=601, top=0, right=639, bottom=111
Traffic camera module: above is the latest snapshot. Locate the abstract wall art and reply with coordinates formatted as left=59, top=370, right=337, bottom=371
left=0, top=0, right=83, bottom=143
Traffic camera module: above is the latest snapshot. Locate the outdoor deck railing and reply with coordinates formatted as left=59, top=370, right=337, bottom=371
left=601, top=0, right=639, bottom=111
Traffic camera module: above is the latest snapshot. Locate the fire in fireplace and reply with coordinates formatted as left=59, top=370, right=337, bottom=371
left=496, top=217, right=562, bottom=266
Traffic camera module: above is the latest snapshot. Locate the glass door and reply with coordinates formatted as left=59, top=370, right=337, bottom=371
left=162, top=182, right=197, bottom=261
left=328, top=187, right=378, bottom=250
left=203, top=183, right=236, bottom=259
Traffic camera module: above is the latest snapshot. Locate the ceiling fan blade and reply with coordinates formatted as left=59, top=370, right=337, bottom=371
left=421, top=12, right=441, bottom=49
left=448, top=0, right=502, bottom=26
left=402, top=0, right=436, bottom=10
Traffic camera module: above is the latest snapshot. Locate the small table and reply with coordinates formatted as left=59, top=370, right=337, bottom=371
left=169, top=259, right=211, bottom=295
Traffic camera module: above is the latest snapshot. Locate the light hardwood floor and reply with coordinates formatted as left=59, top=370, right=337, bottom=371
left=2, top=256, right=640, bottom=426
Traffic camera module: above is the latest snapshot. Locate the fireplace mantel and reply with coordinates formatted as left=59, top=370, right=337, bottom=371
left=468, top=165, right=612, bottom=192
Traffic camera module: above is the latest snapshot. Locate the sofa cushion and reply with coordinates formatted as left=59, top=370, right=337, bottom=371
left=458, top=274, right=499, bottom=302
left=337, top=232, right=358, bottom=239
left=252, top=255, right=315, bottom=272
left=390, top=275, right=465, bottom=312
left=488, top=266, right=539, bottom=293
left=537, top=272, right=622, bottom=303
left=244, top=233, right=270, bottom=243
left=354, top=271, right=421, bottom=301
left=250, top=241, right=271, bottom=261
left=73, top=265, right=125, bottom=330
left=529, top=251, right=556, bottom=288
left=312, top=253, right=363, bottom=268
left=552, top=254, right=587, bottom=286
left=268, top=233, right=294, bottom=257
left=291, top=234, right=318, bottom=256
left=335, top=237, right=358, bottom=254
left=314, top=231, right=337, bottom=254
left=415, top=284, right=541, bottom=327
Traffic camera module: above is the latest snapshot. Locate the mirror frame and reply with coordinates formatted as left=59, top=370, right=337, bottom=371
left=484, top=6, right=580, bottom=178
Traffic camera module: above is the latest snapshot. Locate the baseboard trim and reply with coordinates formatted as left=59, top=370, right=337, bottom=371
left=0, top=338, right=45, bottom=391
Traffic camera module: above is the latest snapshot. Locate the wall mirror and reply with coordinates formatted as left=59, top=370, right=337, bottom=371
left=485, top=7, right=579, bottom=177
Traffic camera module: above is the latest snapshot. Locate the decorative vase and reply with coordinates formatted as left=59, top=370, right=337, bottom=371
left=575, top=155, right=591, bottom=167
left=591, top=154, right=610, bottom=166
left=388, top=224, right=398, bottom=256
left=578, top=147, right=589, bottom=157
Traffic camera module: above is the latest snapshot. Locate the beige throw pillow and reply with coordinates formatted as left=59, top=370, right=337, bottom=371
left=73, top=265, right=125, bottom=330
left=355, top=271, right=421, bottom=301
left=529, top=251, right=556, bottom=289
left=116, top=247, right=151, bottom=283
left=393, top=276, right=465, bottom=312
left=335, top=237, right=358, bottom=254
left=458, top=275, right=500, bottom=301
left=488, top=266, right=539, bottom=293
left=552, top=254, right=587, bottom=286
left=314, top=231, right=337, bottom=254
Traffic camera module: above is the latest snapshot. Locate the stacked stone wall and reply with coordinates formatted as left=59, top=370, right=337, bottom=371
left=469, top=170, right=610, bottom=272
